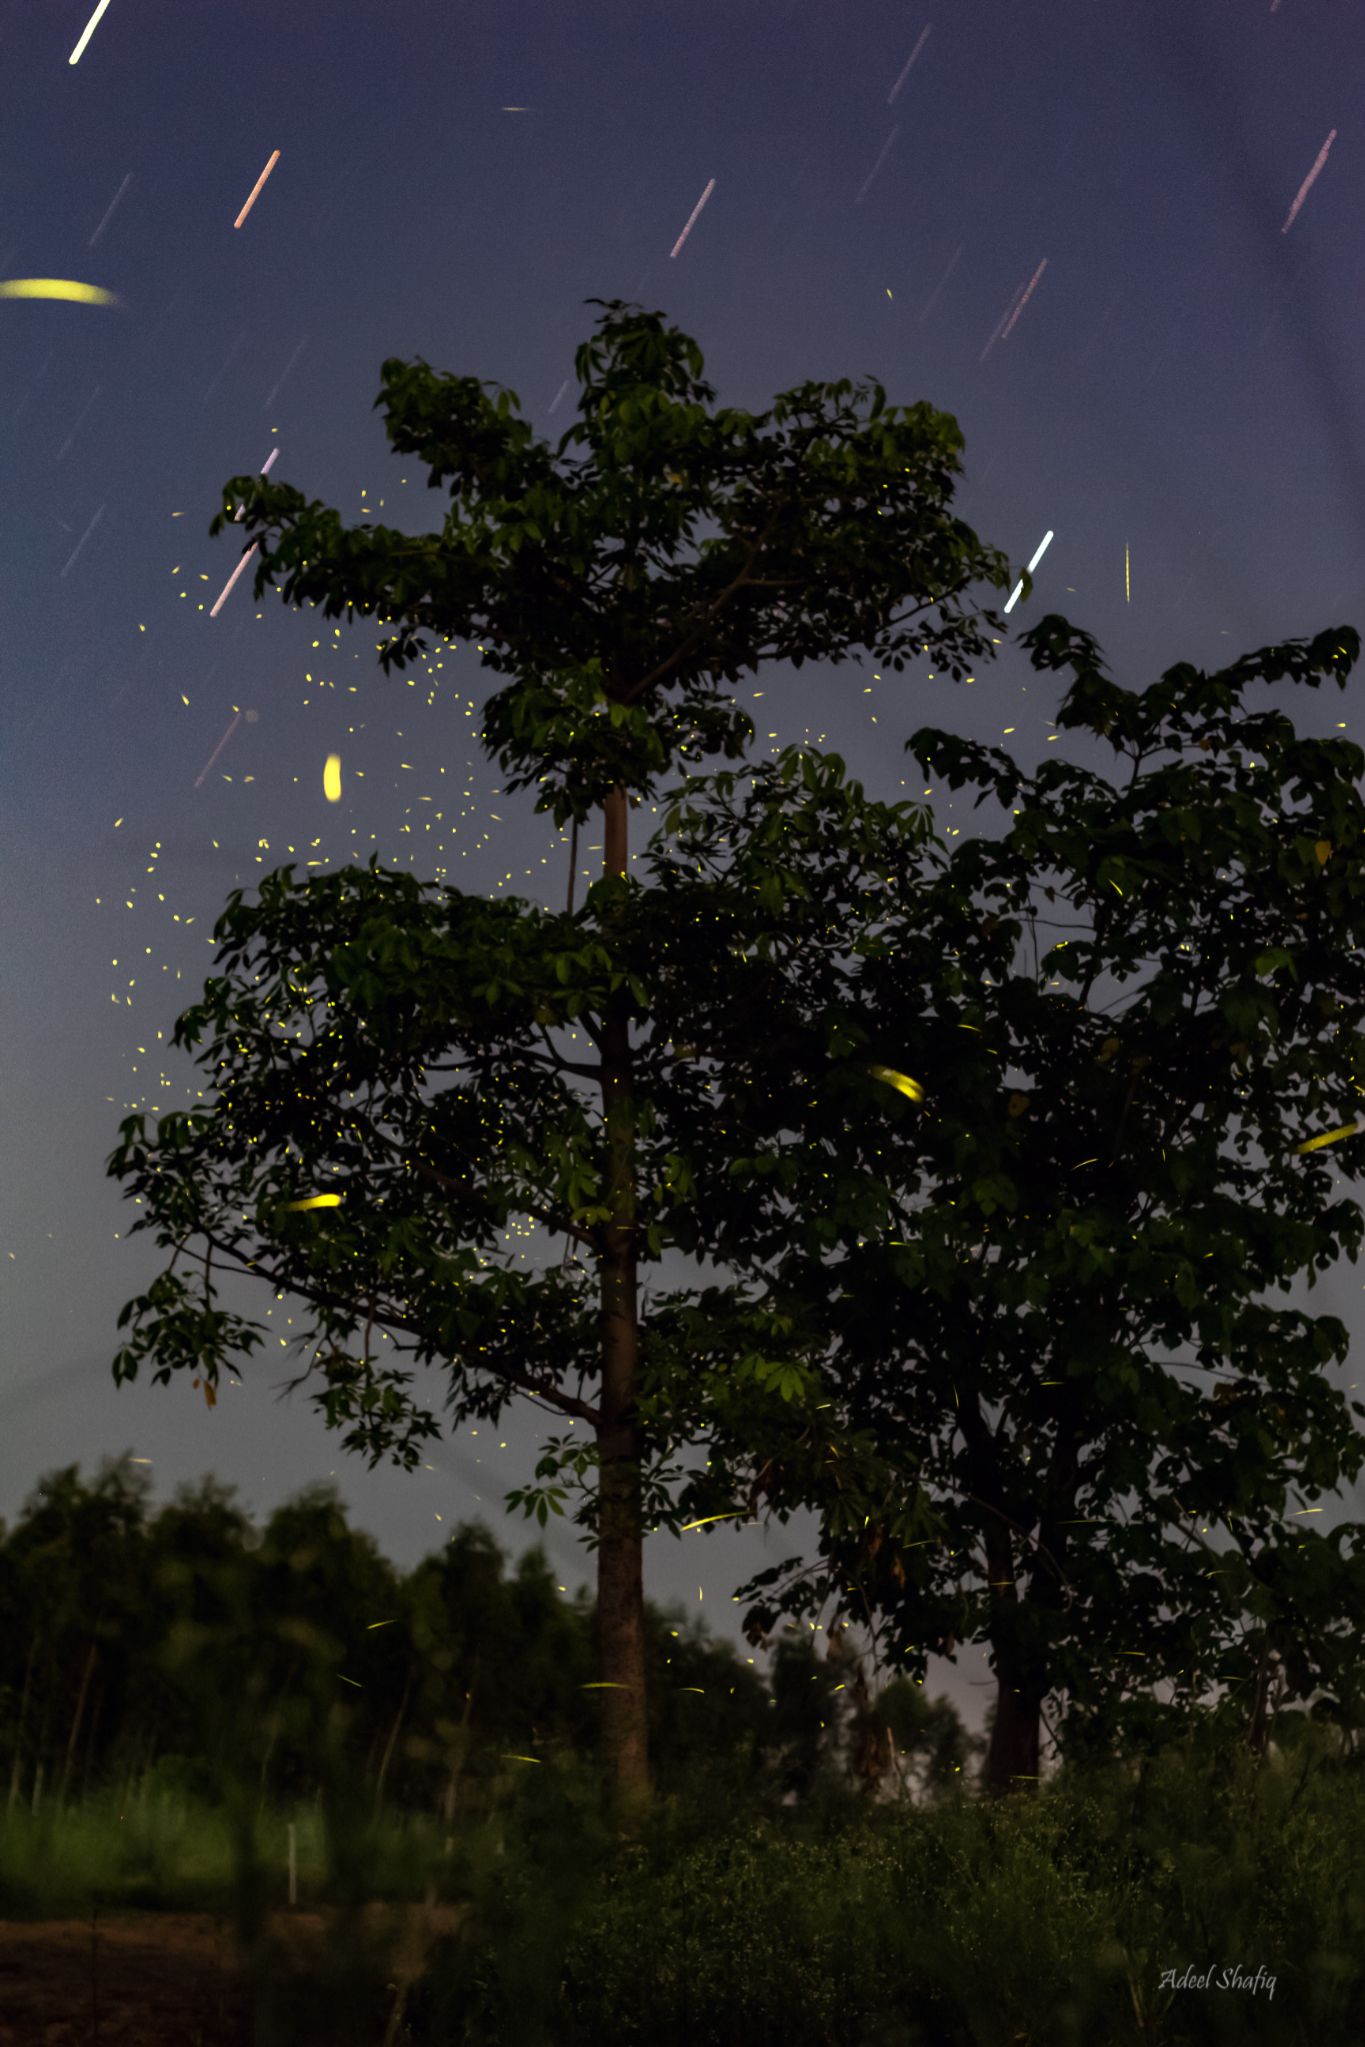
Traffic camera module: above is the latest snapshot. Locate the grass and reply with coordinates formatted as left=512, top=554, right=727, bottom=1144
left=1, top=1730, right=1362, bottom=2045
left=0, top=1783, right=455, bottom=1920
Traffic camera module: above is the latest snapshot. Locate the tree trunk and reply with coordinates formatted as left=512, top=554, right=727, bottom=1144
left=1246, top=1615, right=1291, bottom=1763
left=594, top=781, right=651, bottom=1833
left=58, top=1629, right=101, bottom=1813
left=79, top=1676, right=106, bottom=1803
left=6, top=1634, right=37, bottom=1816
left=986, top=1678, right=1043, bottom=1797
left=978, top=1508, right=1043, bottom=1798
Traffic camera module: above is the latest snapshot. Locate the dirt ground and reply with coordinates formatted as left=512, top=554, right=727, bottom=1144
left=0, top=1901, right=466, bottom=2046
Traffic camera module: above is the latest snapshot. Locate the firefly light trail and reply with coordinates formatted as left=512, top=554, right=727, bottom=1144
left=0, top=279, right=117, bottom=305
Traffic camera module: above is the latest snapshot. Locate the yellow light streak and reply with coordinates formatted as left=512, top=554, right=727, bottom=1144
left=868, top=1063, right=924, bottom=1102
left=1293, top=1123, right=1360, bottom=1155
left=0, top=278, right=117, bottom=304
left=69, top=0, right=113, bottom=65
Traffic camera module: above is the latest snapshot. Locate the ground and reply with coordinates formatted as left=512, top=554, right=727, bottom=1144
left=0, top=1902, right=465, bottom=2046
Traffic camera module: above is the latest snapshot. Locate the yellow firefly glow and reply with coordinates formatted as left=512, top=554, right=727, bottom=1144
left=1294, top=1123, right=1359, bottom=1155
left=323, top=754, right=342, bottom=801
left=868, top=1063, right=924, bottom=1102
left=281, top=1193, right=343, bottom=1210
left=0, top=278, right=118, bottom=304
left=1125, top=544, right=1131, bottom=603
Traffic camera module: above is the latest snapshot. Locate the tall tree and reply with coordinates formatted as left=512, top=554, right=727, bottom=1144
left=640, top=615, right=1365, bottom=1794
left=106, top=299, right=1017, bottom=1828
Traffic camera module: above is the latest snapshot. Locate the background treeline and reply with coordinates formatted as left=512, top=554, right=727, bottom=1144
left=0, top=1454, right=976, bottom=1830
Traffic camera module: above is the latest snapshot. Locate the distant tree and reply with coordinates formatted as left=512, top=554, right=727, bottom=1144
left=136, top=1473, right=258, bottom=1797
left=106, top=297, right=1019, bottom=1830
left=633, top=616, right=1365, bottom=1796
left=0, top=1459, right=152, bottom=1814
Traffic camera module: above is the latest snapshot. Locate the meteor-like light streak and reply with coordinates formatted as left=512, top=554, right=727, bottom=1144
left=1281, top=128, right=1336, bottom=235
left=194, top=711, right=242, bottom=788
left=60, top=504, right=105, bottom=579
left=855, top=126, right=901, bottom=206
left=999, top=256, right=1048, bottom=341
left=918, top=241, right=963, bottom=327
left=887, top=24, right=932, bottom=104
left=1003, top=530, right=1054, bottom=615
left=234, top=444, right=281, bottom=520
left=981, top=274, right=1029, bottom=362
left=55, top=385, right=102, bottom=462
left=263, top=335, right=307, bottom=411
left=89, top=172, right=133, bottom=248
left=670, top=178, right=716, bottom=259
left=209, top=544, right=257, bottom=618
left=68, top=0, right=113, bottom=65
left=235, top=149, right=282, bottom=230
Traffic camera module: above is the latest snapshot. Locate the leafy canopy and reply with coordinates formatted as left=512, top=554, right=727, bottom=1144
left=209, top=298, right=1016, bottom=829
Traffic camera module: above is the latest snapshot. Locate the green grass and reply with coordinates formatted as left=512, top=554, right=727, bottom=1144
left=0, top=1781, right=455, bottom=1920
left=2, top=1734, right=1362, bottom=2047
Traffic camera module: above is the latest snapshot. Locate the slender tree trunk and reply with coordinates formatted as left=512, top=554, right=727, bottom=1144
left=138, top=1703, right=161, bottom=1807
left=256, top=1714, right=280, bottom=1820
left=986, top=1677, right=1043, bottom=1797
left=1247, top=1628, right=1283, bottom=1762
left=979, top=1512, right=1044, bottom=1797
left=6, top=1634, right=37, bottom=1816
left=59, top=1629, right=101, bottom=1813
left=79, top=1676, right=106, bottom=1804
left=373, top=1670, right=412, bottom=1822
left=594, top=781, right=651, bottom=1833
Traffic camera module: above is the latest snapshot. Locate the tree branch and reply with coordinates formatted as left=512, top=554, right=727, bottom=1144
left=193, top=1226, right=602, bottom=1424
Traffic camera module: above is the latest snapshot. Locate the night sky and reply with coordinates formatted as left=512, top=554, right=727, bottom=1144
left=5, top=0, right=1365, bottom=1741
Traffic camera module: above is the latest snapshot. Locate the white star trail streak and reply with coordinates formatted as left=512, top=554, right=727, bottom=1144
left=998, top=258, right=1047, bottom=342
left=670, top=179, right=716, bottom=259
left=855, top=127, right=901, bottom=206
left=1281, top=129, right=1336, bottom=235
left=210, top=546, right=256, bottom=618
left=887, top=25, right=932, bottom=104
left=60, top=504, right=105, bottom=578
left=88, top=173, right=133, bottom=249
